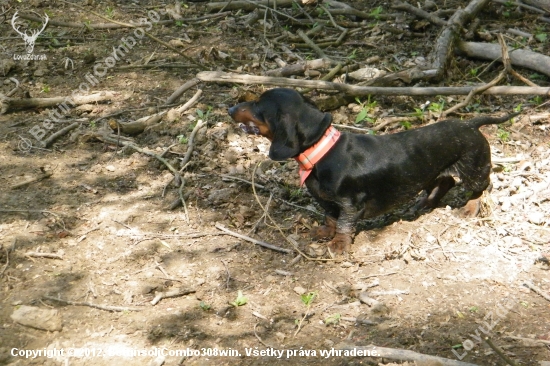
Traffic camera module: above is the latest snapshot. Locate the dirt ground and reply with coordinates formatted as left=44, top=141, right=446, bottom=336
left=1, top=1, right=549, bottom=365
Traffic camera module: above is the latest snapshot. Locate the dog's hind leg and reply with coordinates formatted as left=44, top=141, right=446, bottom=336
left=415, top=176, right=456, bottom=210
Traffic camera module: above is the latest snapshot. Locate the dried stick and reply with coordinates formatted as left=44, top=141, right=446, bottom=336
left=483, top=337, right=518, bottom=366
left=339, top=345, right=479, bottom=366
left=215, top=223, right=292, bottom=254
left=44, top=296, right=142, bottom=312
left=197, top=71, right=550, bottom=96
left=41, top=122, right=80, bottom=147
left=392, top=1, right=448, bottom=26
left=60, top=1, right=206, bottom=70
left=11, top=172, right=53, bottom=189
left=523, top=281, right=550, bottom=302
left=151, top=287, right=196, bottom=305
left=442, top=34, right=509, bottom=117
left=0, top=91, right=118, bottom=115
left=297, top=30, right=328, bottom=59
left=165, top=78, right=201, bottom=105
left=25, top=252, right=63, bottom=259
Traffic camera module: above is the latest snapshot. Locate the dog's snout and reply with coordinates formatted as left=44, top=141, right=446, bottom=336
left=228, top=105, right=237, bottom=117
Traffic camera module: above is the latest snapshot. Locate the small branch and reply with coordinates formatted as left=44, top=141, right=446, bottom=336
left=41, top=122, right=80, bottom=148
left=151, top=287, right=196, bottom=305
left=339, top=345, right=479, bottom=366
left=215, top=223, right=292, bottom=254
left=523, top=281, right=550, bottom=302
left=25, top=252, right=63, bottom=259
left=297, top=29, right=328, bottom=59
left=11, top=172, right=53, bottom=189
left=44, top=296, right=142, bottom=312
left=483, top=337, right=518, bottom=366
left=165, top=78, right=201, bottom=105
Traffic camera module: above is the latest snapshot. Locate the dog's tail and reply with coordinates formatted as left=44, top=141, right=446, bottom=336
left=468, top=112, right=520, bottom=128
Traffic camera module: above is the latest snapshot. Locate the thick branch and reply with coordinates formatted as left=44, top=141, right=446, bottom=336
left=197, top=71, right=550, bottom=97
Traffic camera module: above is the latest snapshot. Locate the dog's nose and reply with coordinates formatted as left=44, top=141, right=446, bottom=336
left=228, top=105, right=237, bottom=117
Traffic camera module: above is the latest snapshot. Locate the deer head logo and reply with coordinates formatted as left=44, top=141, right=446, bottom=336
left=11, top=11, right=49, bottom=54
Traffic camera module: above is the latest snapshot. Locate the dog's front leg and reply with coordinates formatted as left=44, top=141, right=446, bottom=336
left=328, top=200, right=360, bottom=253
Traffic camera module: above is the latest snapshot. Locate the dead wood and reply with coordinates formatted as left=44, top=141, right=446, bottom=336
left=151, top=288, right=196, bottom=306
left=165, top=78, right=201, bottom=105
left=206, top=0, right=296, bottom=12
left=44, top=296, right=142, bottom=312
left=429, top=0, right=491, bottom=81
left=391, top=1, right=448, bottom=26
left=215, top=223, right=292, bottom=254
left=197, top=71, right=550, bottom=97
left=11, top=172, right=53, bottom=189
left=265, top=58, right=335, bottom=77
left=457, top=41, right=550, bottom=77
left=109, top=112, right=166, bottom=136
left=339, top=344, right=479, bottom=366
left=41, top=122, right=80, bottom=148
left=0, top=91, right=119, bottom=115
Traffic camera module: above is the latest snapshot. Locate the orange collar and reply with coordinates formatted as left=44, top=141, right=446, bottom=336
left=295, top=125, right=341, bottom=186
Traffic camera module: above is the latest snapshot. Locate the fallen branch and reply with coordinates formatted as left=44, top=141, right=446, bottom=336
left=25, top=252, right=63, bottom=259
left=44, top=296, right=142, bottom=312
left=0, top=91, right=119, bottom=115
left=41, top=121, right=80, bottom=147
left=11, top=172, right=53, bottom=189
left=108, top=113, right=166, bottom=136
left=215, top=223, right=292, bottom=254
left=197, top=71, right=550, bottom=97
left=457, top=41, right=550, bottom=77
left=338, top=344, right=479, bottom=366
left=523, top=280, right=550, bottom=302
left=151, top=287, right=196, bottom=305
left=483, top=337, right=518, bottom=366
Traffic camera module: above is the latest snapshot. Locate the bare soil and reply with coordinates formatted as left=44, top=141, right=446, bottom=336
left=1, top=1, right=549, bottom=366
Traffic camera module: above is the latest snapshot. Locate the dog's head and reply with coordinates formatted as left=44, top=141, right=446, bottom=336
left=228, top=88, right=332, bottom=160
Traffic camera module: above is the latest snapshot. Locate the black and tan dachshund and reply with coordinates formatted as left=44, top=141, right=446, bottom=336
left=229, top=88, right=517, bottom=253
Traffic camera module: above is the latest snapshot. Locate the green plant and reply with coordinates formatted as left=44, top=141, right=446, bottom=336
left=428, top=100, right=445, bottom=113
left=196, top=106, right=212, bottom=120
left=301, top=291, right=317, bottom=306
left=199, top=301, right=211, bottom=311
left=347, top=49, right=357, bottom=60
left=177, top=135, right=188, bottom=144
left=531, top=96, right=543, bottom=105
left=41, top=85, right=50, bottom=93
left=469, top=67, right=479, bottom=77
left=324, top=313, right=341, bottom=325
left=369, top=6, right=383, bottom=19
left=354, top=96, right=377, bottom=124
left=400, top=121, right=412, bottom=130
left=497, top=128, right=510, bottom=142
left=229, top=290, right=247, bottom=307
left=535, top=32, right=547, bottom=43
left=105, top=7, right=115, bottom=18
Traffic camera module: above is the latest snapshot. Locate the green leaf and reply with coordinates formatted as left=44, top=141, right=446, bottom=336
left=230, top=290, right=248, bottom=307
left=355, top=109, right=368, bottom=123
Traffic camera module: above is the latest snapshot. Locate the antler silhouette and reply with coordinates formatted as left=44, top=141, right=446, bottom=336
left=11, top=11, right=49, bottom=54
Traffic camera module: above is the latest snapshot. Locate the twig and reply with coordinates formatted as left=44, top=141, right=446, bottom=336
left=0, top=240, right=13, bottom=278
left=40, top=122, right=80, bottom=147
left=215, top=223, right=292, bottom=254
left=523, top=281, right=550, bottom=302
left=151, top=287, right=196, bottom=305
left=179, top=117, right=206, bottom=171
left=483, top=337, right=518, bottom=366
left=442, top=34, right=509, bottom=117
left=339, top=345, right=479, bottom=366
left=297, top=30, right=328, bottom=59
left=44, top=296, right=142, bottom=312
left=165, top=78, right=201, bottom=105
left=11, top=172, right=53, bottom=189
left=25, top=252, right=63, bottom=260
left=60, top=0, right=206, bottom=70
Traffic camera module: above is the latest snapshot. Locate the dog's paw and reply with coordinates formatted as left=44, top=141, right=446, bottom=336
left=459, top=198, right=481, bottom=217
left=327, top=233, right=352, bottom=254
left=310, top=225, right=336, bottom=240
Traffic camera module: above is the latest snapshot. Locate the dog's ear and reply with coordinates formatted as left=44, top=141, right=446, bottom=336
left=265, top=89, right=332, bottom=161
